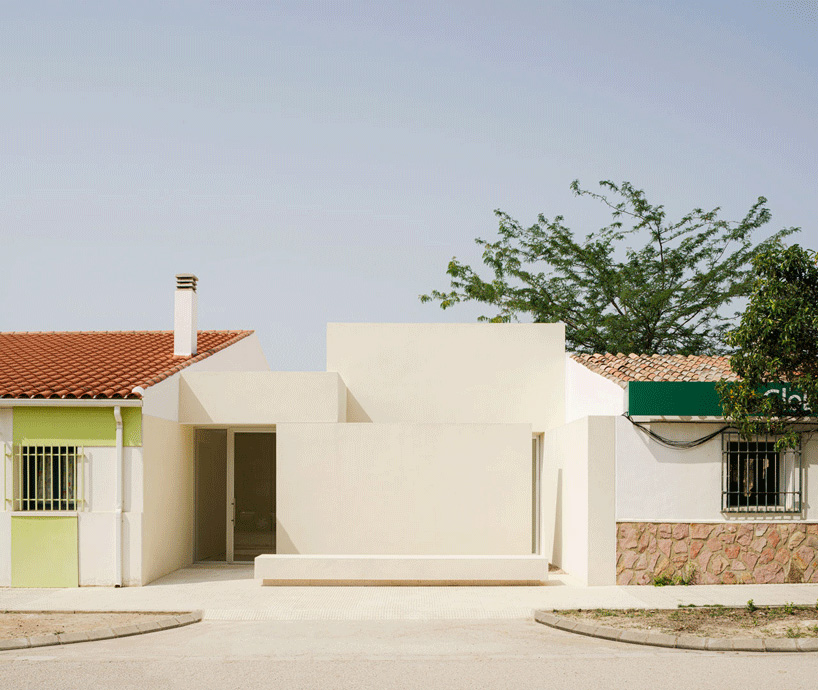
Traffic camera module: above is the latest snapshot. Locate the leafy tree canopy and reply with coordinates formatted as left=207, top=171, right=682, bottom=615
left=717, top=243, right=818, bottom=450
left=421, top=180, right=797, bottom=355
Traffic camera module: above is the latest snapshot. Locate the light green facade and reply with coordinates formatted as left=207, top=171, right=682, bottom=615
left=11, top=516, right=78, bottom=587
left=13, top=406, right=141, bottom=446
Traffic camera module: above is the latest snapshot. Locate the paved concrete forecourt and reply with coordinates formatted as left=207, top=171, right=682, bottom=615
left=4, top=564, right=818, bottom=621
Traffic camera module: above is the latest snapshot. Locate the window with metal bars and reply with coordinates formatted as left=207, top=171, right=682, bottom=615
left=721, top=432, right=801, bottom=514
left=12, top=445, right=83, bottom=512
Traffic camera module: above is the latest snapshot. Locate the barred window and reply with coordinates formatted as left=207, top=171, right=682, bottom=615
left=11, top=445, right=84, bottom=512
left=721, top=432, right=801, bottom=514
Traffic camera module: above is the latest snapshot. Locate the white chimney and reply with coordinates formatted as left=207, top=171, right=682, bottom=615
left=174, top=274, right=198, bottom=356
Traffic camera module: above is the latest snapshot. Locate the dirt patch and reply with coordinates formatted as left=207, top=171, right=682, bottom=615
left=0, top=612, right=168, bottom=640
left=559, top=605, right=818, bottom=639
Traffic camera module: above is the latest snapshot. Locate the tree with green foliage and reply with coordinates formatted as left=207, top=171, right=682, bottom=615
left=717, top=243, right=818, bottom=450
left=420, top=180, right=796, bottom=355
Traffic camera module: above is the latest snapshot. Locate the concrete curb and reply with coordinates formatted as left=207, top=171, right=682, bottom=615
left=0, top=611, right=203, bottom=652
left=534, top=610, right=818, bottom=652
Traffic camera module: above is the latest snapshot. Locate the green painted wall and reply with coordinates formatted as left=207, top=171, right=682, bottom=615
left=122, top=407, right=142, bottom=446
left=11, top=516, right=78, bottom=587
left=13, top=407, right=141, bottom=447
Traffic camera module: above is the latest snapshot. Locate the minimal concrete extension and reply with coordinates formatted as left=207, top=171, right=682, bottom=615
left=4, top=565, right=818, bottom=622
left=255, top=554, right=549, bottom=585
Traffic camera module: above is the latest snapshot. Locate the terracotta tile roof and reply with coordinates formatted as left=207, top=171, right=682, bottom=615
left=0, top=330, right=253, bottom=399
left=571, top=353, right=737, bottom=388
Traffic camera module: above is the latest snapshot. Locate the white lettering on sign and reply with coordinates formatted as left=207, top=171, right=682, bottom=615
left=763, top=386, right=812, bottom=412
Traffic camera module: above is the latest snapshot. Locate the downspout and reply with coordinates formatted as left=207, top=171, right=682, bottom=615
left=113, top=405, right=123, bottom=587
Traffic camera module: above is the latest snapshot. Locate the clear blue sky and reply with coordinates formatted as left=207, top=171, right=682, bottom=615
left=2, top=1, right=816, bottom=369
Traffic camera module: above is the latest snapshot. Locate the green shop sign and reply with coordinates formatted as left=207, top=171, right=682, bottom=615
left=626, top=381, right=812, bottom=417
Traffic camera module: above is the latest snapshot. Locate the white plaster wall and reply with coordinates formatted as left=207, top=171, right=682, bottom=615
left=565, top=356, right=626, bottom=423
left=140, top=414, right=195, bottom=585
left=78, top=512, right=117, bottom=585
left=616, top=418, right=818, bottom=522
left=543, top=416, right=616, bottom=585
left=78, top=447, right=117, bottom=585
left=276, top=422, right=534, bottom=555
left=142, top=333, right=270, bottom=422
left=122, top=512, right=142, bottom=586
left=0, top=409, right=11, bottom=447
left=179, top=372, right=346, bottom=425
left=122, top=446, right=143, bottom=585
left=72, top=446, right=143, bottom=585
left=326, top=323, right=565, bottom=432
left=123, top=446, right=143, bottom=513
left=86, top=447, right=117, bottom=512
left=0, top=512, right=10, bottom=586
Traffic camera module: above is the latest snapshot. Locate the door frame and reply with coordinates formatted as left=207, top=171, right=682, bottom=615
left=225, top=427, right=276, bottom=563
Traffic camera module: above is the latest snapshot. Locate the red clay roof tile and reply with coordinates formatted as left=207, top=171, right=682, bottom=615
left=571, top=353, right=737, bottom=388
left=0, top=330, right=253, bottom=399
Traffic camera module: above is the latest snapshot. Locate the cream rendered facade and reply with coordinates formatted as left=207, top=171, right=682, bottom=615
left=182, top=323, right=563, bottom=584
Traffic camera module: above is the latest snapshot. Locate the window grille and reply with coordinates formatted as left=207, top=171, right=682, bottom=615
left=721, top=432, right=801, bottom=514
left=6, top=445, right=86, bottom=512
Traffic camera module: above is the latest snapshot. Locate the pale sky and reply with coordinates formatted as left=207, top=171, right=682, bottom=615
left=2, top=1, right=816, bottom=369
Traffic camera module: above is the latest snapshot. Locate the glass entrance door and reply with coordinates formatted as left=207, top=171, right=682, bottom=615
left=229, top=432, right=276, bottom=562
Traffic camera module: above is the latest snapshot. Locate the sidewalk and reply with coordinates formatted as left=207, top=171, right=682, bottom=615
left=2, top=564, right=818, bottom=620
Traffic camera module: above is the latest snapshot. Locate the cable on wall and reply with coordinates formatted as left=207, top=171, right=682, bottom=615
left=623, top=414, right=728, bottom=449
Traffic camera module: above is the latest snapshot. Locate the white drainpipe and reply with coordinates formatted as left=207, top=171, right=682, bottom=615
left=113, top=405, right=123, bottom=587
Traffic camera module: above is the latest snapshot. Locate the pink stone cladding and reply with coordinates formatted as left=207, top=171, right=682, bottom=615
left=617, top=522, right=818, bottom=585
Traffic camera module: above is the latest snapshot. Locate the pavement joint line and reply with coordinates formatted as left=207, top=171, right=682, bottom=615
left=533, top=610, right=818, bottom=652
left=0, top=610, right=203, bottom=652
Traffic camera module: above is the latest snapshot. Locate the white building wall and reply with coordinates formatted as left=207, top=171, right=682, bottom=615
left=140, top=414, right=195, bottom=585
left=543, top=415, right=616, bottom=585
left=327, top=323, right=565, bottom=432
left=0, top=409, right=11, bottom=585
left=134, top=334, right=270, bottom=584
left=615, top=417, right=818, bottom=522
left=179, top=372, right=346, bottom=425
left=0, top=512, right=9, bottom=586
left=276, top=422, right=534, bottom=556
left=565, top=356, right=626, bottom=423
left=142, top=333, right=270, bottom=422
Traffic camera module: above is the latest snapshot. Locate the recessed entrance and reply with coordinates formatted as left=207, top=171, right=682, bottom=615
left=195, top=429, right=276, bottom=563
left=232, top=432, right=276, bottom=561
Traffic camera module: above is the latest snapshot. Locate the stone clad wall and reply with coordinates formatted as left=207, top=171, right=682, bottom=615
left=616, top=522, right=818, bottom=585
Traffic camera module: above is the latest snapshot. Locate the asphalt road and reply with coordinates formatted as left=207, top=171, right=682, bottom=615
left=2, top=619, right=818, bottom=690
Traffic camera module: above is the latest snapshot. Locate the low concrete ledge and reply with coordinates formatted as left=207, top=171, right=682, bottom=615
left=534, top=610, right=816, bottom=652
left=256, top=555, right=549, bottom=585
left=0, top=611, right=203, bottom=652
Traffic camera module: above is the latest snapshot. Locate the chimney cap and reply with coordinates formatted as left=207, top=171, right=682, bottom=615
left=176, top=274, right=198, bottom=291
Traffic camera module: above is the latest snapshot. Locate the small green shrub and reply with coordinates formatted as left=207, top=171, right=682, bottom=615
left=747, top=599, right=757, bottom=613
left=784, top=602, right=796, bottom=615
left=677, top=563, right=696, bottom=586
left=652, top=563, right=695, bottom=587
